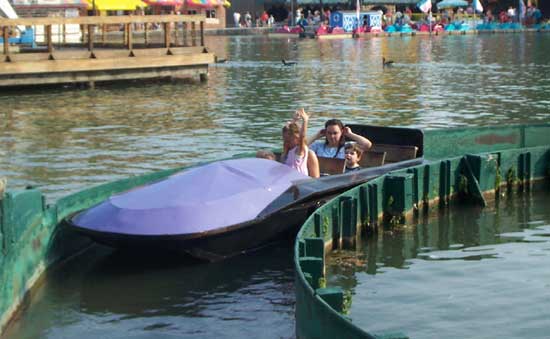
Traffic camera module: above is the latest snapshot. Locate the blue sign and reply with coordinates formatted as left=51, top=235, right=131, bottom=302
left=330, top=11, right=382, bottom=32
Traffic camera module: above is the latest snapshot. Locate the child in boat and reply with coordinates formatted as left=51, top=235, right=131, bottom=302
left=344, top=143, right=362, bottom=173
left=282, top=108, right=310, bottom=176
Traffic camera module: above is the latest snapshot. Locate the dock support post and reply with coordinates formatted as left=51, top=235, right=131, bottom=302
left=3, top=27, right=9, bottom=61
left=88, top=81, right=95, bottom=89
left=200, top=21, right=205, bottom=46
left=163, top=22, right=171, bottom=48
left=182, top=22, right=188, bottom=47
left=126, top=23, right=133, bottom=50
left=46, top=25, right=53, bottom=54
left=87, top=25, right=94, bottom=51
left=144, top=22, right=148, bottom=46
left=192, top=21, right=197, bottom=46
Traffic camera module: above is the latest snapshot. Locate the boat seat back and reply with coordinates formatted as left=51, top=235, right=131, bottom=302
left=370, top=144, right=418, bottom=163
left=360, top=150, right=386, bottom=168
left=318, top=156, right=346, bottom=175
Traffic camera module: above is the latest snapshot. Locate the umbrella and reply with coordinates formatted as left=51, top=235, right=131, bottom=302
left=142, top=0, right=184, bottom=6
left=436, top=0, right=468, bottom=9
left=186, top=0, right=227, bottom=7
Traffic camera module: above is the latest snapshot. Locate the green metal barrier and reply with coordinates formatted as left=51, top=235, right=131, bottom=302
left=0, top=165, right=187, bottom=333
left=294, top=145, right=550, bottom=339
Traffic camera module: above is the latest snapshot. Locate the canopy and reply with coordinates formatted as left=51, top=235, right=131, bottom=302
left=87, top=0, right=147, bottom=10
left=436, top=0, right=468, bottom=9
left=71, top=158, right=308, bottom=235
left=1, top=0, right=18, bottom=18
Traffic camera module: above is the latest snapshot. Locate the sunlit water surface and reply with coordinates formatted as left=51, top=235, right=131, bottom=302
left=1, top=33, right=550, bottom=338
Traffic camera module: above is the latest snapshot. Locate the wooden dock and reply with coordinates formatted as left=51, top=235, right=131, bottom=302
left=0, top=15, right=215, bottom=87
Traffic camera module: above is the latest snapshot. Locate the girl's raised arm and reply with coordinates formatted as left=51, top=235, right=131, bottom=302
left=295, top=108, right=310, bottom=153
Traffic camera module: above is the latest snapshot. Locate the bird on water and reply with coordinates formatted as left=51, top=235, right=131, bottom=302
left=282, top=59, right=297, bottom=66
left=382, top=57, right=394, bottom=67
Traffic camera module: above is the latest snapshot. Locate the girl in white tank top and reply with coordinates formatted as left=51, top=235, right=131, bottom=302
left=282, top=109, right=310, bottom=176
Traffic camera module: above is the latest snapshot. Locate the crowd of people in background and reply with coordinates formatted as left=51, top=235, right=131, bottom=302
left=231, top=2, right=546, bottom=31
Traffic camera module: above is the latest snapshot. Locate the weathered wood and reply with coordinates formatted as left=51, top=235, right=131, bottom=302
left=89, top=49, right=133, bottom=59
left=182, top=22, right=188, bottom=47
left=167, top=46, right=205, bottom=55
left=52, top=51, right=93, bottom=60
left=200, top=21, right=204, bottom=46
left=191, top=22, right=196, bottom=46
left=164, top=23, right=170, bottom=48
left=0, top=53, right=215, bottom=75
left=0, top=66, right=207, bottom=86
left=87, top=25, right=93, bottom=51
left=123, top=24, right=127, bottom=47
left=7, top=52, right=51, bottom=62
left=360, top=151, right=386, bottom=168
left=130, top=47, right=170, bottom=57
left=126, top=23, right=133, bottom=50
left=370, top=144, right=418, bottom=163
left=144, top=23, right=149, bottom=45
left=7, top=47, right=202, bottom=62
left=46, top=25, right=53, bottom=53
left=318, top=157, right=346, bottom=175
left=0, top=15, right=205, bottom=26
left=2, top=27, right=9, bottom=58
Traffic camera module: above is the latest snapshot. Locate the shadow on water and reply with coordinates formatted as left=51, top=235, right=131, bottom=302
left=0, top=77, right=205, bottom=96
left=69, top=242, right=295, bottom=318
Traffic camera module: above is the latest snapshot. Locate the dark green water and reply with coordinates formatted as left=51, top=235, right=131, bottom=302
left=326, top=189, right=550, bottom=339
left=1, top=33, right=550, bottom=338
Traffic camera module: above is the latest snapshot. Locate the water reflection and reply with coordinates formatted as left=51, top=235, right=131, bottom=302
left=5, top=243, right=295, bottom=339
left=326, top=190, right=550, bottom=339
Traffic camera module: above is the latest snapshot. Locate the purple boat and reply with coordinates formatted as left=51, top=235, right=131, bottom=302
left=69, top=125, right=424, bottom=260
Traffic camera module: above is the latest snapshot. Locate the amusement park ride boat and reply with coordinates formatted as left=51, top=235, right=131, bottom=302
left=68, top=125, right=424, bottom=260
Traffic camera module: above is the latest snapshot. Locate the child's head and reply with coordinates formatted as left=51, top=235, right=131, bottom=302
left=282, top=122, right=301, bottom=148
left=344, top=143, right=362, bottom=167
left=256, top=150, right=276, bottom=161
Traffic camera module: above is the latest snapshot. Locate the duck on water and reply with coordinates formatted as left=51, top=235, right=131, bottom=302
left=68, top=124, right=424, bottom=261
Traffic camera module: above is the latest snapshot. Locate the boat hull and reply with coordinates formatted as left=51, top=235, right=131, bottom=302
left=69, top=200, right=314, bottom=261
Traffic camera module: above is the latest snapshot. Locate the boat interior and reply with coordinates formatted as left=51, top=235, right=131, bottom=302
left=276, top=124, right=424, bottom=176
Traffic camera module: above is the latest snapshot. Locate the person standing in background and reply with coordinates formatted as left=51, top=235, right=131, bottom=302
left=245, top=11, right=252, bottom=27
left=233, top=11, right=241, bottom=27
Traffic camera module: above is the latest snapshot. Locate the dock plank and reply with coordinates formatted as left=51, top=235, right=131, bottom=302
left=0, top=53, right=215, bottom=75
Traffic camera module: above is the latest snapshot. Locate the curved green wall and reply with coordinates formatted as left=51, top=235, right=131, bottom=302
left=294, top=142, right=550, bottom=338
